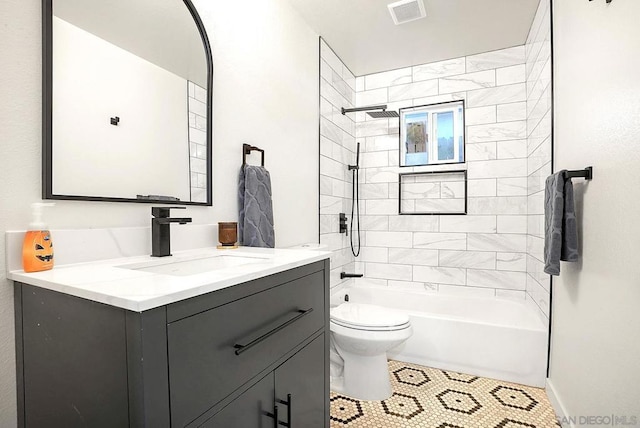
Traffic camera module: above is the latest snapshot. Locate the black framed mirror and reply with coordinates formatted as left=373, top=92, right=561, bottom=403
left=42, top=0, right=213, bottom=205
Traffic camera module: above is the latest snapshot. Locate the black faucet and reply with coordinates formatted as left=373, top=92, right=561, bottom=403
left=151, top=207, right=192, bottom=257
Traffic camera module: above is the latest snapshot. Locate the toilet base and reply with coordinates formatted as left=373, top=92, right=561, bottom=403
left=341, top=351, right=392, bottom=401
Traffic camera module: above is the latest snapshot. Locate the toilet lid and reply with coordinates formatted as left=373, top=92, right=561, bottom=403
left=330, top=303, right=410, bottom=329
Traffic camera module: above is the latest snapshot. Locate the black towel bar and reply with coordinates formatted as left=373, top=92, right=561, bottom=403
left=242, top=143, right=265, bottom=166
left=565, top=167, right=593, bottom=180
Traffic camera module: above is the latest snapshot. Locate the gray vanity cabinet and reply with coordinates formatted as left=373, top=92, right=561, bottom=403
left=14, top=259, right=329, bottom=428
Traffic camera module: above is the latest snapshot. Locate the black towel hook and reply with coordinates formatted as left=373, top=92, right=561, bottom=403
left=242, top=143, right=265, bottom=166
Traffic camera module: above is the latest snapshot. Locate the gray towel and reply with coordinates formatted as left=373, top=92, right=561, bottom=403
left=238, top=164, right=275, bottom=248
left=544, top=170, right=579, bottom=275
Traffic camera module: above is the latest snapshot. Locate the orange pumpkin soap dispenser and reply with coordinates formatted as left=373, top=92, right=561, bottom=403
left=22, top=203, right=55, bottom=273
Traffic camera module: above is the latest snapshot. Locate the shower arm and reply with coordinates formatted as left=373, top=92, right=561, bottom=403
left=341, top=105, right=388, bottom=115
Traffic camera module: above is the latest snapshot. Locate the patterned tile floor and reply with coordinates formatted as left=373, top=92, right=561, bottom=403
left=330, top=360, right=559, bottom=428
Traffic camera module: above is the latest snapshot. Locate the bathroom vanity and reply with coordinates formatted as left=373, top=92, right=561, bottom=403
left=10, top=247, right=329, bottom=427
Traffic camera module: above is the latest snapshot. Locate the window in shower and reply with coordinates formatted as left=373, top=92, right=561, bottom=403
left=399, top=100, right=465, bottom=167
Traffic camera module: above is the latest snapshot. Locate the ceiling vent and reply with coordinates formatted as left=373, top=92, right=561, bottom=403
left=387, top=0, right=426, bottom=25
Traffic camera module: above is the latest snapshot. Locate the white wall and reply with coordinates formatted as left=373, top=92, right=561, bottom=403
left=0, top=0, right=319, bottom=424
left=549, top=0, right=640, bottom=422
left=53, top=17, right=191, bottom=200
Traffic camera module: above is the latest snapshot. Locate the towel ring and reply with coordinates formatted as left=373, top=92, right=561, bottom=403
left=242, top=143, right=265, bottom=166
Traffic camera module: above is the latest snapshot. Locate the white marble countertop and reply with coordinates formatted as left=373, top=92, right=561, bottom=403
left=8, top=247, right=330, bottom=312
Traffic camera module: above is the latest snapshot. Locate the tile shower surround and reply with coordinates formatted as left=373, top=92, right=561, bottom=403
left=320, top=9, right=552, bottom=324
left=351, top=45, right=532, bottom=301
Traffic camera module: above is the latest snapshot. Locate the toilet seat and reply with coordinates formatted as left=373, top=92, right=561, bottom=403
left=330, top=303, right=410, bottom=331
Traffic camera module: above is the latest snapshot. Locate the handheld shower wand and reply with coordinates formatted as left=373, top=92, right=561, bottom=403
left=349, top=143, right=361, bottom=257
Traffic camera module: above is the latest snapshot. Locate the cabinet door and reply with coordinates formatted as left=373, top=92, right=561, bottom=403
left=275, top=334, right=327, bottom=428
left=201, top=372, right=275, bottom=428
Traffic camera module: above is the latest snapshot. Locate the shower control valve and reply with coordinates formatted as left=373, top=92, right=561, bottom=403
left=339, top=213, right=348, bottom=235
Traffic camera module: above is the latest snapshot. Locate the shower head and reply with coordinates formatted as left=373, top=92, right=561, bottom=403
left=366, top=110, right=399, bottom=118
left=341, top=105, right=399, bottom=118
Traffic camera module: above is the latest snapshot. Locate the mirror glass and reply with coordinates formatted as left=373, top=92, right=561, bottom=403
left=44, top=0, right=212, bottom=205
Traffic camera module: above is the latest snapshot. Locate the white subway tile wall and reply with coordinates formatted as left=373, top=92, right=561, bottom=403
left=188, top=81, right=207, bottom=203
left=525, top=0, right=552, bottom=322
left=320, top=40, right=357, bottom=288
left=319, top=30, right=551, bottom=319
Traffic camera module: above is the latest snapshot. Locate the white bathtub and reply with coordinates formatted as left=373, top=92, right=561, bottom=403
left=332, top=286, right=548, bottom=387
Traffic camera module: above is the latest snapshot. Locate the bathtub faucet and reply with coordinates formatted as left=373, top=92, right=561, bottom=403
left=340, top=272, right=363, bottom=279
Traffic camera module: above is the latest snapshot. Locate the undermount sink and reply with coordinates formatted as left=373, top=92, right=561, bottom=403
left=117, top=254, right=269, bottom=277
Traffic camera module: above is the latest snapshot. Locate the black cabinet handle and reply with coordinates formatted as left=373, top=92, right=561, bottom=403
left=276, top=393, right=292, bottom=427
left=234, top=309, right=313, bottom=356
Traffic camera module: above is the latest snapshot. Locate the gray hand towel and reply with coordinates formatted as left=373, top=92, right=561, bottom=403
left=544, top=170, right=579, bottom=275
left=238, top=164, right=275, bottom=248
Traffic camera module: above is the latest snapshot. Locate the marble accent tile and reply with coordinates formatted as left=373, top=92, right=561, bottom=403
left=467, top=269, right=526, bottom=290
left=365, top=135, right=397, bottom=152
left=389, top=80, right=438, bottom=102
left=439, top=70, right=496, bottom=93
left=497, top=252, right=527, bottom=272
left=528, top=191, right=545, bottom=216
left=361, top=151, right=389, bottom=168
left=465, top=106, right=496, bottom=126
left=366, top=167, right=399, bottom=183
left=321, top=76, right=350, bottom=109
left=352, top=277, right=388, bottom=288
left=365, top=67, right=412, bottom=90
left=467, top=233, right=527, bottom=252
left=320, top=40, right=344, bottom=76
left=319, top=175, right=333, bottom=196
left=388, top=216, right=439, bottom=232
left=320, top=155, right=345, bottom=181
left=440, top=215, right=497, bottom=233
left=467, top=158, right=527, bottom=179
left=388, top=248, right=439, bottom=266
left=527, top=214, right=544, bottom=239
left=356, top=118, right=389, bottom=138
left=527, top=255, right=549, bottom=290
left=367, top=231, right=412, bottom=248
left=414, top=199, right=465, bottom=214
left=412, top=93, right=465, bottom=107
left=496, top=139, right=527, bottom=160
left=496, top=177, right=528, bottom=196
left=466, top=142, right=497, bottom=161
left=365, top=199, right=398, bottom=215
left=366, top=262, right=413, bottom=281
left=360, top=215, right=389, bottom=231
left=467, top=179, right=496, bottom=197
left=359, top=247, right=389, bottom=263
left=439, top=250, right=496, bottom=269
left=527, top=235, right=544, bottom=262
left=412, top=265, right=467, bottom=286
left=527, top=162, right=551, bottom=195
left=360, top=183, right=389, bottom=200
left=497, top=102, right=527, bottom=122
left=496, top=64, right=526, bottom=86
left=526, top=274, right=550, bottom=318
left=412, top=57, right=466, bottom=81
left=413, top=233, right=466, bottom=250
left=528, top=135, right=551, bottom=174
left=466, top=83, right=526, bottom=107
left=466, top=46, right=525, bottom=73
left=468, top=196, right=527, bottom=215
left=467, top=121, right=526, bottom=143
left=497, top=215, right=527, bottom=234
left=401, top=182, right=441, bottom=199
left=357, top=88, right=388, bottom=106
left=320, top=117, right=350, bottom=145
left=320, top=214, right=336, bottom=234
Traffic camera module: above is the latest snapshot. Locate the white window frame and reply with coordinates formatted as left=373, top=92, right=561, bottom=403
left=399, top=100, right=465, bottom=167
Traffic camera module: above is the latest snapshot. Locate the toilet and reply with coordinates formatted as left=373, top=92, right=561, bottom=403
left=330, top=302, right=413, bottom=400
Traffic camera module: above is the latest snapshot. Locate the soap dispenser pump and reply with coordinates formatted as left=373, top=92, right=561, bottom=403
left=22, top=203, right=55, bottom=273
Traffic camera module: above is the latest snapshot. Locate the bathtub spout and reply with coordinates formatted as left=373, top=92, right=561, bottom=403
left=340, top=272, right=363, bottom=279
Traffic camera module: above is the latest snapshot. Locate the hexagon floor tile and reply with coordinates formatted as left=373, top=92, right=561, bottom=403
left=330, top=360, right=560, bottom=428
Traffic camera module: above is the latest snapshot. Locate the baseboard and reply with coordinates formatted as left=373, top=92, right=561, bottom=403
left=546, top=378, right=573, bottom=428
